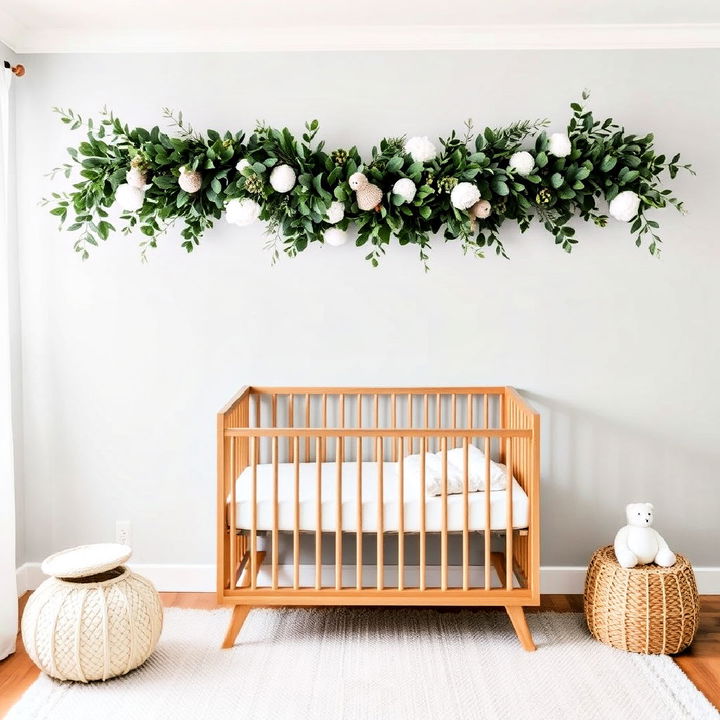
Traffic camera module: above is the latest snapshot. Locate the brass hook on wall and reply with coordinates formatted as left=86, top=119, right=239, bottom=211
left=3, top=61, right=25, bottom=77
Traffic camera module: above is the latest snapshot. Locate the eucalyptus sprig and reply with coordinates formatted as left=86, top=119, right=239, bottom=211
left=45, top=95, right=692, bottom=265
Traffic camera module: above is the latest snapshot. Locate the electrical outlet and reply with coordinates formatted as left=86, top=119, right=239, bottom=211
left=116, top=520, right=132, bottom=547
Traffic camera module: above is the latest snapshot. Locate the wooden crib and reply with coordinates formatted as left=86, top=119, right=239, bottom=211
left=217, top=386, right=540, bottom=650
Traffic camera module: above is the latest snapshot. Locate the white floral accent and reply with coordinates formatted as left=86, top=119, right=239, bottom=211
left=609, top=190, right=641, bottom=222
left=324, top=228, right=348, bottom=247
left=235, top=158, right=251, bottom=173
left=125, top=167, right=147, bottom=189
left=508, top=151, right=535, bottom=177
left=450, top=182, right=481, bottom=210
left=404, top=136, right=437, bottom=163
left=548, top=133, right=572, bottom=158
left=326, top=201, right=345, bottom=225
left=115, top=183, right=145, bottom=211
left=226, top=198, right=261, bottom=226
left=269, top=164, right=296, bottom=193
left=392, top=178, right=417, bottom=203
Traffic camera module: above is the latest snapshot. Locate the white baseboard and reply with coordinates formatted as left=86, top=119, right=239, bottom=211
left=17, top=562, right=720, bottom=596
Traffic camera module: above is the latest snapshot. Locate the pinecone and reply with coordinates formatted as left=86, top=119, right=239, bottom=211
left=244, top=174, right=264, bottom=196
left=438, top=176, right=458, bottom=194
left=331, top=149, right=348, bottom=167
left=536, top=188, right=552, bottom=205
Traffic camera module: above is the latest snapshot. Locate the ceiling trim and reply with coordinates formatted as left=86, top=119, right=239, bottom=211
left=4, top=23, right=720, bottom=54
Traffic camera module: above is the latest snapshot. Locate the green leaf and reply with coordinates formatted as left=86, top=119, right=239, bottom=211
left=600, top=155, right=617, bottom=172
left=491, top=180, right=509, bottom=196
left=385, top=156, right=403, bottom=173
left=550, top=173, right=564, bottom=189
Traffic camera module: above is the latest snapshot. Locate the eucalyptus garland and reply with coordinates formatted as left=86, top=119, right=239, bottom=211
left=44, top=93, right=693, bottom=266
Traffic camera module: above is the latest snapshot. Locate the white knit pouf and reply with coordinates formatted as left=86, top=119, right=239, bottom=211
left=21, top=544, right=163, bottom=682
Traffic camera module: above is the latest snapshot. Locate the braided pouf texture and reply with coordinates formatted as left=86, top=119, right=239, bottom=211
left=22, top=567, right=163, bottom=682
left=584, top=545, right=699, bottom=655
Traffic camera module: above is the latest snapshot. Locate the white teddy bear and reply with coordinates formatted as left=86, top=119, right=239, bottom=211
left=613, top=502, right=676, bottom=568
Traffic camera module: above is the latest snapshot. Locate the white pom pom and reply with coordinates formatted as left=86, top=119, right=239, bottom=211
left=450, top=182, right=481, bottom=210
left=324, top=228, right=348, bottom=247
left=225, top=198, right=261, bottom=227
left=236, top=159, right=251, bottom=173
left=115, top=183, right=145, bottom=211
left=326, top=201, right=345, bottom=225
left=609, top=190, right=641, bottom=222
left=269, top=164, right=296, bottom=193
left=393, top=178, right=417, bottom=203
left=125, top=167, right=147, bottom=189
left=404, top=136, right=437, bottom=164
left=548, top=133, right=572, bottom=158
left=178, top=168, right=202, bottom=193
left=508, top=151, right=535, bottom=177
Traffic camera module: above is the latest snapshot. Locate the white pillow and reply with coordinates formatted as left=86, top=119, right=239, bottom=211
left=402, top=445, right=509, bottom=496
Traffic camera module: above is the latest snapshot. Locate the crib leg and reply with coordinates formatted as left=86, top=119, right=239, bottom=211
left=222, top=605, right=252, bottom=649
left=505, top=606, right=536, bottom=652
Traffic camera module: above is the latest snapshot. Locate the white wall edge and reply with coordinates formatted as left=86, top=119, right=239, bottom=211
left=5, top=23, right=720, bottom=54
left=17, top=562, right=720, bottom=596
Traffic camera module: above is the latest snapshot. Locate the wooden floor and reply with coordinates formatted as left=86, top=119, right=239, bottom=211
left=1, top=593, right=718, bottom=716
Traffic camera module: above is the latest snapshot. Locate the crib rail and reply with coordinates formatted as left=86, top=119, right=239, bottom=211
left=217, top=387, right=539, bottom=607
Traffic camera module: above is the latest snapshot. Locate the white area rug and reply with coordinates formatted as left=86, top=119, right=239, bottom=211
left=8, top=608, right=718, bottom=720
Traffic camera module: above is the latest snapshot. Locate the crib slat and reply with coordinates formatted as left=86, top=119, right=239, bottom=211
left=322, top=394, right=327, bottom=462
left=391, top=394, right=397, bottom=460
left=293, top=436, right=300, bottom=590
left=335, top=435, right=343, bottom=591
left=462, top=436, right=469, bottom=591
left=229, top=436, right=236, bottom=589
left=397, top=436, right=404, bottom=591
left=451, top=394, right=457, bottom=449
left=376, top=437, right=384, bottom=590
left=315, top=437, right=322, bottom=590
left=436, top=393, right=442, bottom=454
left=272, top=436, right=279, bottom=590
left=288, top=394, right=295, bottom=463
left=468, top=393, right=473, bottom=429
left=356, top=437, right=363, bottom=590
left=441, top=436, right=448, bottom=591
left=407, top=393, right=413, bottom=454
left=420, top=436, right=427, bottom=591
left=484, top=435, right=491, bottom=590
left=506, top=435, right=513, bottom=591
left=251, top=436, right=258, bottom=590
left=305, top=393, right=310, bottom=461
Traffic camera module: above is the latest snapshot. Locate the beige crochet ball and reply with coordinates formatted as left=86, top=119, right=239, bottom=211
left=21, top=544, right=163, bottom=683
left=178, top=167, right=202, bottom=194
left=470, top=199, right=492, bottom=219
left=349, top=172, right=383, bottom=211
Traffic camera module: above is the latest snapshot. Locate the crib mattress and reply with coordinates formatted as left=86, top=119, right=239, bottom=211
left=232, top=461, right=528, bottom=533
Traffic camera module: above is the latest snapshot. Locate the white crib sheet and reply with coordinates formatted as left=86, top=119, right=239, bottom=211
left=232, top=461, right=528, bottom=533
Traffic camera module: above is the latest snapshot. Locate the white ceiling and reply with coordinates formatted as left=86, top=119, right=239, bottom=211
left=2, top=0, right=720, bottom=52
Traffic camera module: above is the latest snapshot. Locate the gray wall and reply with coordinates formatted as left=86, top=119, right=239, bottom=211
left=13, top=49, right=720, bottom=568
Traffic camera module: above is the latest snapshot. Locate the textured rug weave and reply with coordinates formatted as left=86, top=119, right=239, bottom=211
left=8, top=608, right=718, bottom=720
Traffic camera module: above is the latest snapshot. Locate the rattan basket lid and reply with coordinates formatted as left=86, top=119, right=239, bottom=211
left=41, top=543, right=132, bottom=578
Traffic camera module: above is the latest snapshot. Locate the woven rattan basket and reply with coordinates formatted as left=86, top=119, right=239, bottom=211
left=584, top=545, right=699, bottom=655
